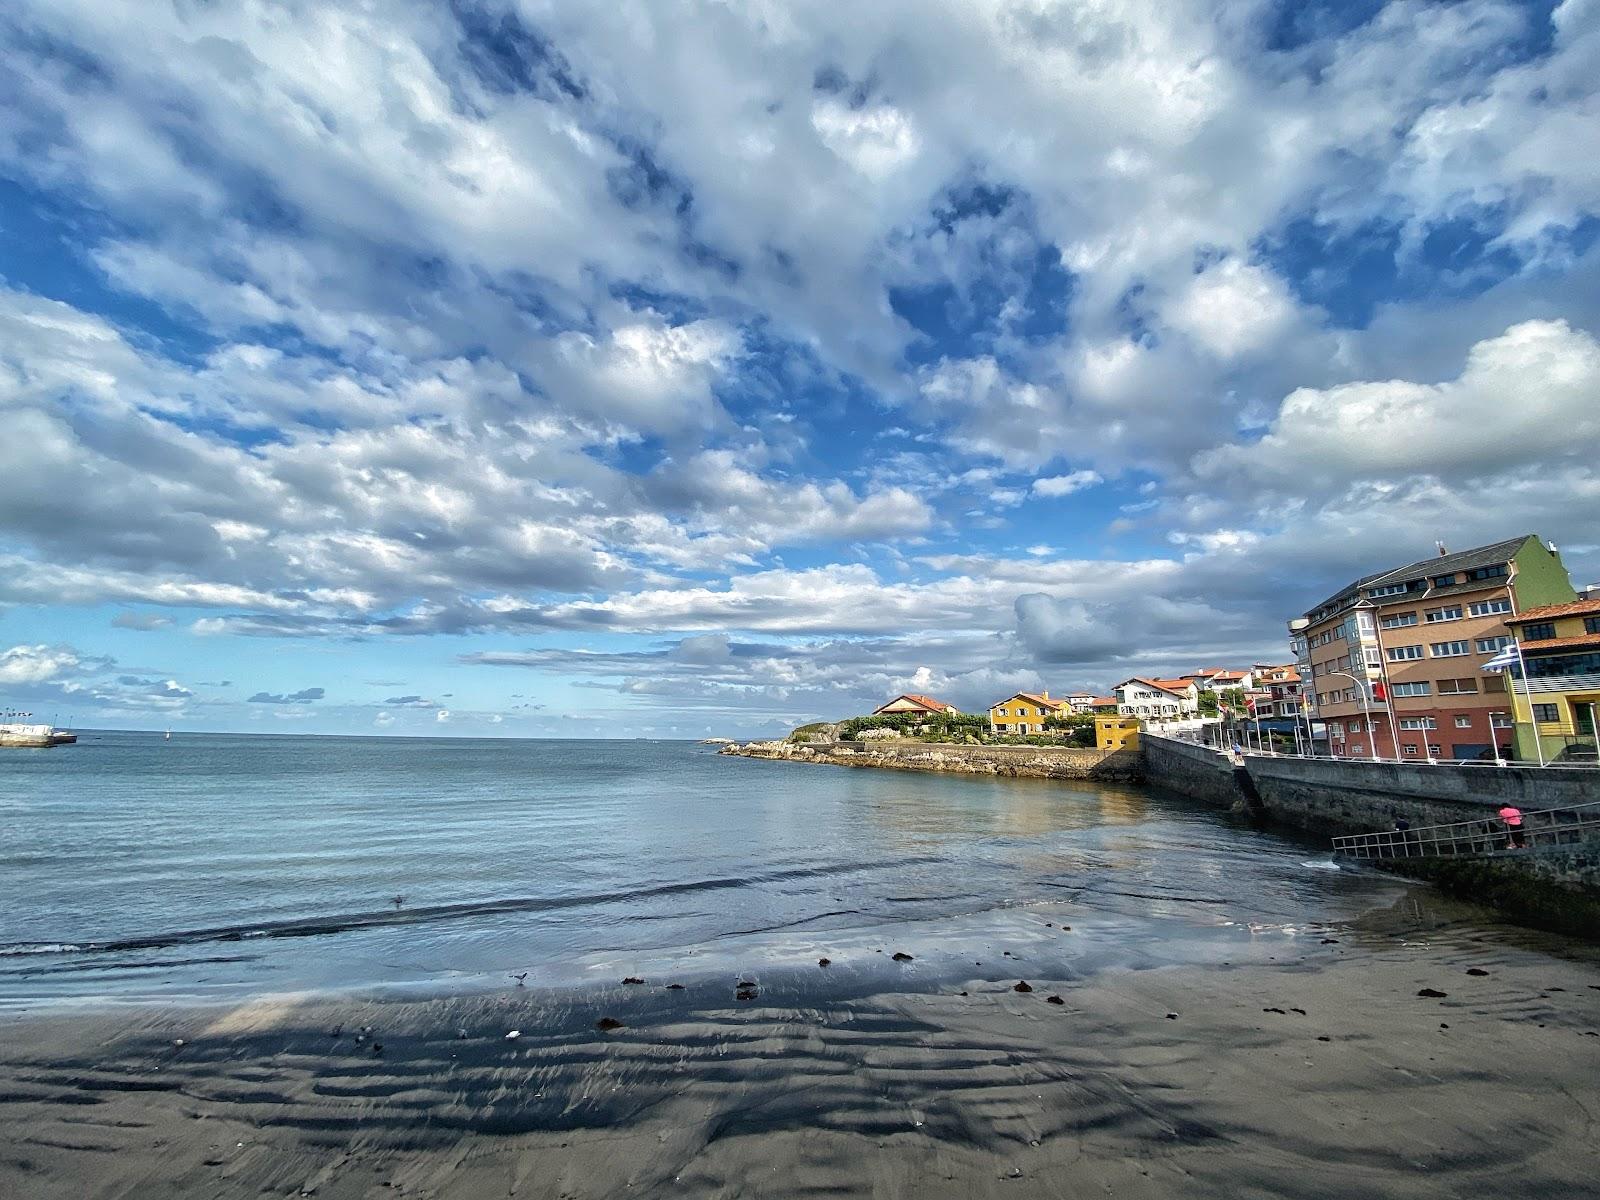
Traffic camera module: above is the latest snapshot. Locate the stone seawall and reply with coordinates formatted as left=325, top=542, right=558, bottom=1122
left=1140, top=733, right=1600, bottom=935
left=1242, top=753, right=1600, bottom=837
left=720, top=739, right=1142, bottom=781
left=1139, top=734, right=1244, bottom=809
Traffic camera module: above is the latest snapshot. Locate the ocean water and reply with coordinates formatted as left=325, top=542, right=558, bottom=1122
left=0, top=731, right=1432, bottom=1009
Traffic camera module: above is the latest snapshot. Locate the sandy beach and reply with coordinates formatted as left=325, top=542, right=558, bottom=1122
left=4, top=912, right=1598, bottom=1200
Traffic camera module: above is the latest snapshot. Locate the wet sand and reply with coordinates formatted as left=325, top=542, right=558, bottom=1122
left=3, top=925, right=1599, bottom=1199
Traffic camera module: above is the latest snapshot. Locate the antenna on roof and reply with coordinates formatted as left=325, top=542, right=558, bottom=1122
left=1435, top=541, right=1448, bottom=557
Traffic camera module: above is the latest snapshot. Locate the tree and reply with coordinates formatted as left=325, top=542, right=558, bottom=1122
left=1197, top=689, right=1219, bottom=717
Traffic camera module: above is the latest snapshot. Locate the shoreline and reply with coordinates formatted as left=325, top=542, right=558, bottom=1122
left=4, top=920, right=1599, bottom=1199
left=720, top=738, right=1141, bottom=780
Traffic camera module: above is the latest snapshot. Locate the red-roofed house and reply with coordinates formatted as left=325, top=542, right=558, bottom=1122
left=1114, top=678, right=1199, bottom=719
left=873, top=694, right=961, bottom=718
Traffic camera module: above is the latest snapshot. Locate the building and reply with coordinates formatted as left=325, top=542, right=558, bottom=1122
left=1503, top=597, right=1600, bottom=762
left=989, top=692, right=1066, bottom=734
left=1182, top=667, right=1255, bottom=693
left=1062, top=691, right=1099, bottom=714
left=1290, top=535, right=1577, bottom=761
left=1094, top=715, right=1140, bottom=751
left=1113, top=677, right=1199, bottom=720
left=1250, top=663, right=1303, bottom=721
left=872, top=694, right=960, bottom=718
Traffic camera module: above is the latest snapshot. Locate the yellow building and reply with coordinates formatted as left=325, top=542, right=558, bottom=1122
left=988, top=691, right=1066, bottom=734
left=1094, top=715, right=1140, bottom=751
left=1504, top=598, right=1600, bottom=763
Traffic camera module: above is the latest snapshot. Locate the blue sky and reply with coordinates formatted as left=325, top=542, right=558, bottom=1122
left=2, top=0, right=1598, bottom=738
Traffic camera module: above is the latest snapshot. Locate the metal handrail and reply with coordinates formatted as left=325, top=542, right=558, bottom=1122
left=1331, top=800, right=1600, bottom=860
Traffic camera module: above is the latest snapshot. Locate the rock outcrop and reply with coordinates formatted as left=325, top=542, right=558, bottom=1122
left=719, top=739, right=1141, bottom=781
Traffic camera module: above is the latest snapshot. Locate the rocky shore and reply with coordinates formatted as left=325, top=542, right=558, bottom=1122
left=720, top=738, right=1141, bottom=781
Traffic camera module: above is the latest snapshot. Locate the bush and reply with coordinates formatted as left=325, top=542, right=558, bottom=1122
left=836, top=711, right=990, bottom=741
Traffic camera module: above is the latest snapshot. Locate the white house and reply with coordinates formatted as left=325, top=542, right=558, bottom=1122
left=1113, top=677, right=1200, bottom=719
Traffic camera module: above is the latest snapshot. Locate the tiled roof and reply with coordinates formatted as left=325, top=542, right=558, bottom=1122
left=1519, top=633, right=1600, bottom=653
left=876, top=694, right=955, bottom=713
left=1120, top=677, right=1191, bottom=696
left=989, top=693, right=1065, bottom=710
left=1089, top=696, right=1118, bottom=706
left=1508, top=597, right=1600, bottom=623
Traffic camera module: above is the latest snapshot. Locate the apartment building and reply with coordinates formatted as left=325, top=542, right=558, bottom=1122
left=1289, top=535, right=1577, bottom=761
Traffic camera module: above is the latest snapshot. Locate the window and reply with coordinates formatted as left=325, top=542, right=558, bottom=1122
left=1368, top=583, right=1411, bottom=598
left=1347, top=720, right=1361, bottom=732
left=1427, top=744, right=1442, bottom=756
left=1520, top=622, right=1557, bottom=641
left=1437, top=678, right=1479, bottom=695
left=1454, top=715, right=1472, bottom=728
left=1525, top=650, right=1600, bottom=677
left=1490, top=712, right=1512, bottom=728
left=1586, top=617, right=1600, bottom=635
left=1399, top=717, right=1437, bottom=730
left=1532, top=703, right=1559, bottom=723
left=1476, top=636, right=1511, bottom=653
left=1391, top=681, right=1431, bottom=697
left=1469, top=599, right=1511, bottom=617
left=1431, top=574, right=1456, bottom=588
left=1466, top=564, right=1507, bottom=581
left=1430, top=641, right=1470, bottom=657
left=1387, top=645, right=1424, bottom=661
left=1381, top=612, right=1418, bottom=628
left=1425, top=606, right=1462, bottom=623
left=1403, top=744, right=1418, bottom=756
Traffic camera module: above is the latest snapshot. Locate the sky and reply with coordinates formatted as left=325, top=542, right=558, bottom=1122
left=2, top=0, right=1598, bottom=740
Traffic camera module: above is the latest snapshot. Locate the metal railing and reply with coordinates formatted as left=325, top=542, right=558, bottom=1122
left=1331, top=800, right=1600, bottom=861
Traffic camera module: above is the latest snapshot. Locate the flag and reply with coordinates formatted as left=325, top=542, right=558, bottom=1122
left=1482, top=644, right=1520, bottom=673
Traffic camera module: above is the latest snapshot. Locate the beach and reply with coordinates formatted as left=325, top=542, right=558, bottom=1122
left=4, top=908, right=1600, bottom=1200
left=5, top=734, right=1599, bottom=1197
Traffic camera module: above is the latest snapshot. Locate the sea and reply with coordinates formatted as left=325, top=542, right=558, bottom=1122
left=0, top=730, right=1515, bottom=1010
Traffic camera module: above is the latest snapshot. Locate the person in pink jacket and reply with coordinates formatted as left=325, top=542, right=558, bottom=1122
left=1498, top=803, right=1526, bottom=850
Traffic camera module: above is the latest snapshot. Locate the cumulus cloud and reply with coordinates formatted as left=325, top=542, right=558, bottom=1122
left=247, top=687, right=325, bottom=704
left=1194, top=319, right=1600, bottom=487
left=1031, top=471, right=1103, bottom=498
left=0, top=1, right=1594, bottom=733
left=0, top=644, right=81, bottom=686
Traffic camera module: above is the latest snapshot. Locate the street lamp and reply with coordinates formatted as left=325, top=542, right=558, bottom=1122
left=1319, top=667, right=1384, bottom=762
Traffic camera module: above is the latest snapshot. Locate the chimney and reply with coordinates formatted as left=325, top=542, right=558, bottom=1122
left=1041, top=690, right=1049, bottom=700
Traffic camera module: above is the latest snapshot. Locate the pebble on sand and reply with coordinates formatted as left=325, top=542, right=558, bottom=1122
left=817, top=957, right=832, bottom=967
left=622, top=977, right=645, bottom=985
left=892, top=952, right=914, bottom=962
left=1045, top=995, right=1065, bottom=1006
left=665, top=983, right=686, bottom=990
left=1013, top=981, right=1033, bottom=993
left=1418, top=988, right=1449, bottom=998
left=1466, top=968, right=1490, bottom=976
left=596, top=1017, right=624, bottom=1032
left=505, top=1030, right=521, bottom=1040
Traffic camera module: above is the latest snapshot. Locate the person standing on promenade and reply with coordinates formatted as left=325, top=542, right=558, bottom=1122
left=1498, top=803, right=1526, bottom=850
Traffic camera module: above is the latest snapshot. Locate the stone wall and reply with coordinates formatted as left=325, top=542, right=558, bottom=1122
left=720, top=739, right=1141, bottom=781
left=1139, top=734, right=1244, bottom=809
left=1242, top=754, right=1600, bottom=837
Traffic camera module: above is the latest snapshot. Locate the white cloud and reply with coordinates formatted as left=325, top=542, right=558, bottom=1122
left=1194, top=319, right=1600, bottom=486
left=0, top=644, right=81, bottom=686
left=1032, top=470, right=1103, bottom=498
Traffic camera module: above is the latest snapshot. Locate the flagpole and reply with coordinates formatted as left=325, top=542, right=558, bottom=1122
left=1511, top=637, right=1547, bottom=768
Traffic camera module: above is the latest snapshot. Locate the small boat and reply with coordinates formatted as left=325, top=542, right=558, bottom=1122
left=164, top=729, right=172, bottom=742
